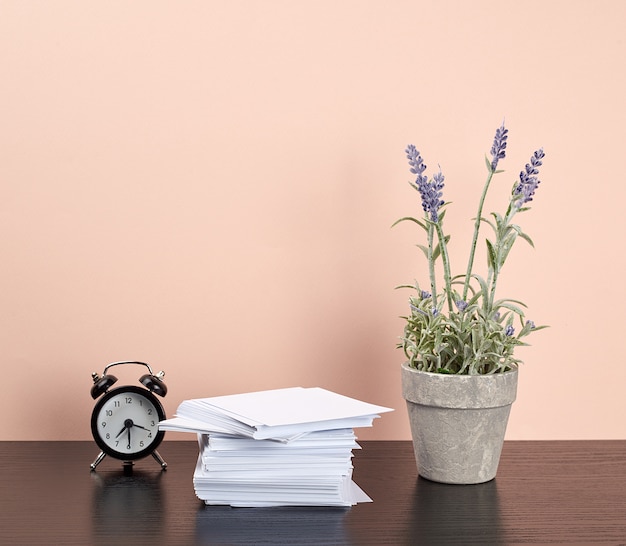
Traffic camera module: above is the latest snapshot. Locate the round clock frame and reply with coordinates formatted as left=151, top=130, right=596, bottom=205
left=91, top=385, right=166, bottom=461
left=89, top=361, right=168, bottom=471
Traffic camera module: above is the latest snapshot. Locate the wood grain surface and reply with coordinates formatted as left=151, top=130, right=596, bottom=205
left=1, top=440, right=625, bottom=544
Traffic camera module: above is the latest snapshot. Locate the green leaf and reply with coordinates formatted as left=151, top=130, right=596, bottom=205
left=479, top=216, right=497, bottom=232
left=499, top=232, right=518, bottom=264
left=493, top=298, right=528, bottom=308
left=472, top=273, right=489, bottom=296
left=490, top=212, right=504, bottom=230
left=486, top=239, right=496, bottom=270
left=466, top=291, right=481, bottom=306
left=509, top=224, right=535, bottom=247
left=391, top=216, right=427, bottom=231
left=495, top=301, right=526, bottom=317
left=416, top=244, right=430, bottom=258
left=518, top=231, right=535, bottom=247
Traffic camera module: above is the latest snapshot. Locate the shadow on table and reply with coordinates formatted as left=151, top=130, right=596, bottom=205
left=194, top=505, right=350, bottom=545
left=91, top=469, right=166, bottom=544
left=404, top=476, right=506, bottom=545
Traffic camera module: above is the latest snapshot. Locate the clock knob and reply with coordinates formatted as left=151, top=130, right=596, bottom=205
left=139, top=371, right=167, bottom=397
left=90, top=372, right=118, bottom=399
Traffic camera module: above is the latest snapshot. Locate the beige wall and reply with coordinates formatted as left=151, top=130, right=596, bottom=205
left=1, top=0, right=625, bottom=441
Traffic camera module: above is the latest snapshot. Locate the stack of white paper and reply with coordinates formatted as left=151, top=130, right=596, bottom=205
left=159, top=387, right=393, bottom=507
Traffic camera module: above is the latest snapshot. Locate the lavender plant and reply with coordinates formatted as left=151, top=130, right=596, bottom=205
left=395, top=123, right=546, bottom=374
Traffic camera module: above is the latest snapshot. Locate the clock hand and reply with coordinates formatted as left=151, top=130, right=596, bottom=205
left=132, top=423, right=150, bottom=431
left=117, top=419, right=134, bottom=439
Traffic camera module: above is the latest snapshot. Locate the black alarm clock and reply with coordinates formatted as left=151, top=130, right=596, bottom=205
left=90, top=361, right=168, bottom=471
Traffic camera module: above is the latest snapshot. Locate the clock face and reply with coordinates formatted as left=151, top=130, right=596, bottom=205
left=91, top=385, right=166, bottom=460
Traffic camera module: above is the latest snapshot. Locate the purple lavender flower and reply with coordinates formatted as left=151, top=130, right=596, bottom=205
left=424, top=170, right=445, bottom=222
left=406, top=145, right=445, bottom=222
left=421, top=290, right=432, bottom=300
left=406, top=145, right=427, bottom=182
left=526, top=320, right=535, bottom=329
left=505, top=325, right=515, bottom=336
left=514, top=148, right=545, bottom=207
left=490, top=122, right=508, bottom=171
left=455, top=300, right=468, bottom=312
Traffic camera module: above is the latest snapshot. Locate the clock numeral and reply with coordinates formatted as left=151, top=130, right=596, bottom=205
left=105, top=433, right=110, bottom=439
left=148, top=432, right=152, bottom=438
left=140, top=441, right=144, bottom=448
left=147, top=408, right=152, bottom=415
left=125, top=397, right=132, bottom=404
left=105, top=410, right=113, bottom=416
left=101, top=421, right=106, bottom=428
left=114, top=401, right=120, bottom=407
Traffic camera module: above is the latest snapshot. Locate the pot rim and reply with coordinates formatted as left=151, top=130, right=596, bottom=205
left=401, top=361, right=519, bottom=377
left=401, top=361, right=518, bottom=408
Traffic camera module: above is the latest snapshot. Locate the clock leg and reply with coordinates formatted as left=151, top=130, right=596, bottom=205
left=90, top=451, right=106, bottom=471
left=152, top=450, right=167, bottom=470
left=123, top=460, right=134, bottom=476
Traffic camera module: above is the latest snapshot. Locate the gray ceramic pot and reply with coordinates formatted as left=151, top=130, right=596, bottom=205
left=401, top=362, right=518, bottom=484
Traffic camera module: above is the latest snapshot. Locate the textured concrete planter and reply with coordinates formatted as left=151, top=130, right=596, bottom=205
left=401, top=362, right=518, bottom=484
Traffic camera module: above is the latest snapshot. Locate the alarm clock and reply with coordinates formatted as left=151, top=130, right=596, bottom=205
left=90, top=361, right=168, bottom=471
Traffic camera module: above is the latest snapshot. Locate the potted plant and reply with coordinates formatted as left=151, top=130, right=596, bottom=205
left=395, top=123, right=546, bottom=484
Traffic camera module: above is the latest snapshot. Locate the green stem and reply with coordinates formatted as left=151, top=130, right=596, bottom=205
left=427, top=221, right=437, bottom=307
left=435, top=222, right=453, bottom=313
left=462, top=168, right=495, bottom=302
left=488, top=207, right=517, bottom=309
left=488, top=266, right=499, bottom=310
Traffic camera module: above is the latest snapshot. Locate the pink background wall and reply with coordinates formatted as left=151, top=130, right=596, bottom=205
left=1, top=1, right=625, bottom=442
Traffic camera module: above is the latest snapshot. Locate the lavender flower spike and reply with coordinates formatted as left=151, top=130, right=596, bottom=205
left=514, top=148, right=545, bottom=207
left=406, top=145, right=445, bottom=222
left=406, top=145, right=427, bottom=183
left=425, top=169, right=445, bottom=222
left=490, top=122, right=508, bottom=171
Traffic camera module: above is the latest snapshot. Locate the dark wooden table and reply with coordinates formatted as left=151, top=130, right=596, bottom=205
left=1, top=440, right=625, bottom=544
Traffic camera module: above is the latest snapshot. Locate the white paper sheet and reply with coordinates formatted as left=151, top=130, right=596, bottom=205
left=190, top=387, right=391, bottom=426
left=157, top=387, right=391, bottom=507
left=193, top=453, right=372, bottom=507
left=170, top=386, right=393, bottom=440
